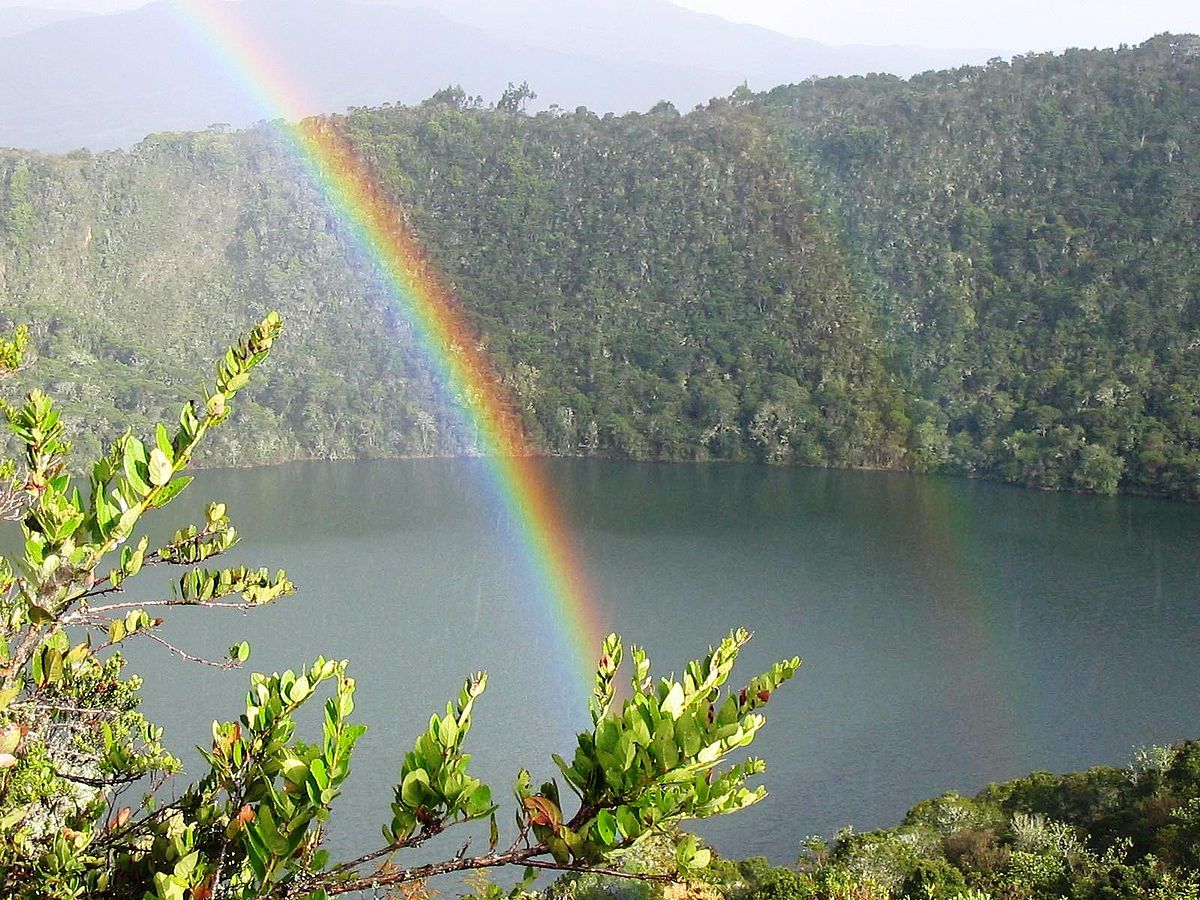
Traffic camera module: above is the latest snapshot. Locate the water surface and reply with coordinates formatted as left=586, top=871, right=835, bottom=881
left=118, top=460, right=1200, bottom=869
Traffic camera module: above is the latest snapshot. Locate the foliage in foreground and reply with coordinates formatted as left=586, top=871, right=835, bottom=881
left=0, top=318, right=799, bottom=898
left=567, top=741, right=1200, bottom=900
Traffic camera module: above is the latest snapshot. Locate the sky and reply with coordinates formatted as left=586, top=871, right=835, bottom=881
left=672, top=0, right=1200, bottom=53
left=1, top=0, right=1198, bottom=55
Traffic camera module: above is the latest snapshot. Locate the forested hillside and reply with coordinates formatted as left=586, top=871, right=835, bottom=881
left=761, top=34, right=1200, bottom=499
left=0, top=98, right=905, bottom=471
left=0, top=130, right=459, bottom=467
left=1, top=35, right=1198, bottom=499
left=691, top=741, right=1200, bottom=899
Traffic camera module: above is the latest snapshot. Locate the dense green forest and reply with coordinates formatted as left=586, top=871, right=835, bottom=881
left=761, top=34, right=1200, bottom=501
left=1, top=35, right=1198, bottom=499
left=557, top=741, right=1200, bottom=899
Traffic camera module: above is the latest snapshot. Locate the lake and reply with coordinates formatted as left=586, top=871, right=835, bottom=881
left=118, top=459, right=1200, bottom=871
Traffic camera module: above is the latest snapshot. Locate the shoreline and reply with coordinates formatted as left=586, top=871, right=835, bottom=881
left=185, top=450, right=1197, bottom=505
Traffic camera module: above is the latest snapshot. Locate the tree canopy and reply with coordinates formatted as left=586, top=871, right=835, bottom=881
left=1, top=37, right=1198, bottom=499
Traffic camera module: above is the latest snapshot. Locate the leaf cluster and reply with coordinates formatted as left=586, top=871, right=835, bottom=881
left=0, top=315, right=798, bottom=898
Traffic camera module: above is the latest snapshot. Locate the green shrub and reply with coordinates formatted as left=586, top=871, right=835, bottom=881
left=0, top=315, right=799, bottom=898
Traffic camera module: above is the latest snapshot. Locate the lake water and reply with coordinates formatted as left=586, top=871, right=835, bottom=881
left=118, top=459, right=1200, bottom=871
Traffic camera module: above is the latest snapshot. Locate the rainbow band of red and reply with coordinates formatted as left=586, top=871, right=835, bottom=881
left=173, top=0, right=607, bottom=689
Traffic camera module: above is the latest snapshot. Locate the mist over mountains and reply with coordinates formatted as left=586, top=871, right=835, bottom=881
left=0, top=5, right=85, bottom=37
left=0, top=0, right=993, bottom=152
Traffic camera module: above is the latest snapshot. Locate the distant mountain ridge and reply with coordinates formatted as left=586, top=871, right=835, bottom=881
left=0, top=4, right=85, bottom=37
left=394, top=0, right=992, bottom=87
left=0, top=0, right=995, bottom=152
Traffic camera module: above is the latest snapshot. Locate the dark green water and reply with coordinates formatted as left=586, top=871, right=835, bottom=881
left=118, top=459, right=1200, bottom=869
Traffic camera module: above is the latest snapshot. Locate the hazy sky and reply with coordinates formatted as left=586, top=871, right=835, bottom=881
left=1, top=0, right=1198, bottom=54
left=672, top=0, right=1200, bottom=53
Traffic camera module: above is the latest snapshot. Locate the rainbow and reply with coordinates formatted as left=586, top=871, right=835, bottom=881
left=906, top=478, right=1025, bottom=769
left=169, top=0, right=606, bottom=691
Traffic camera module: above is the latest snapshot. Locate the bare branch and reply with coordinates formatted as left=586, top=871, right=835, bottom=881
left=64, top=596, right=257, bottom=622
left=0, top=483, right=26, bottom=522
left=139, top=631, right=241, bottom=669
left=521, top=858, right=675, bottom=882
left=10, top=701, right=118, bottom=716
left=328, top=822, right=447, bottom=874
left=74, top=584, right=125, bottom=602
left=316, top=845, right=544, bottom=896
left=54, top=768, right=146, bottom=788
left=314, top=843, right=676, bottom=897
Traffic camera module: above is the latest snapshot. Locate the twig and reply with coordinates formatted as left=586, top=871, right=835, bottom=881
left=316, top=844, right=675, bottom=896
left=54, top=768, right=145, bottom=788
left=317, top=846, right=545, bottom=896
left=77, top=584, right=125, bottom=602
left=328, top=823, right=447, bottom=874
left=69, top=597, right=256, bottom=618
left=10, top=701, right=116, bottom=716
left=140, top=631, right=240, bottom=669
left=91, top=792, right=193, bottom=853
left=521, top=859, right=674, bottom=882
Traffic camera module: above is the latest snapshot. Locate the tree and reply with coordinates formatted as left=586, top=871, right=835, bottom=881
left=497, top=82, right=537, bottom=114
left=0, top=324, right=28, bottom=373
left=0, top=315, right=799, bottom=898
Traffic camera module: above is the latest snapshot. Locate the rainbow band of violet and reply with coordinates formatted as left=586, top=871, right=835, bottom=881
left=172, top=0, right=608, bottom=693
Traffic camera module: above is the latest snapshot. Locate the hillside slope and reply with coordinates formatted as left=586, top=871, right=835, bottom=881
left=702, top=741, right=1200, bottom=899
left=1, top=37, right=1198, bottom=500
left=0, top=103, right=900, bottom=470
left=762, top=35, right=1200, bottom=499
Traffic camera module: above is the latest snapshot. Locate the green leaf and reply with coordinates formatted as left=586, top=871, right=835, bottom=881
left=153, top=475, right=193, bottom=507
left=0, top=802, right=30, bottom=830
left=466, top=784, right=493, bottom=817
left=148, top=447, right=173, bottom=487
left=173, top=850, right=200, bottom=879
left=675, top=833, right=700, bottom=868
left=400, top=769, right=431, bottom=807
left=288, top=674, right=311, bottom=704
left=309, top=757, right=330, bottom=790
left=178, top=401, right=200, bottom=441
left=27, top=604, right=54, bottom=625
left=152, top=873, right=187, bottom=900
left=225, top=371, right=250, bottom=392
left=516, top=867, right=537, bottom=894
left=594, top=808, right=617, bottom=846
left=115, top=506, right=141, bottom=541
left=122, top=436, right=152, bottom=496
left=661, top=682, right=685, bottom=718
left=546, top=834, right=571, bottom=865
left=155, top=422, right=175, bottom=460
left=205, top=393, right=226, bottom=418
left=615, top=807, right=641, bottom=841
